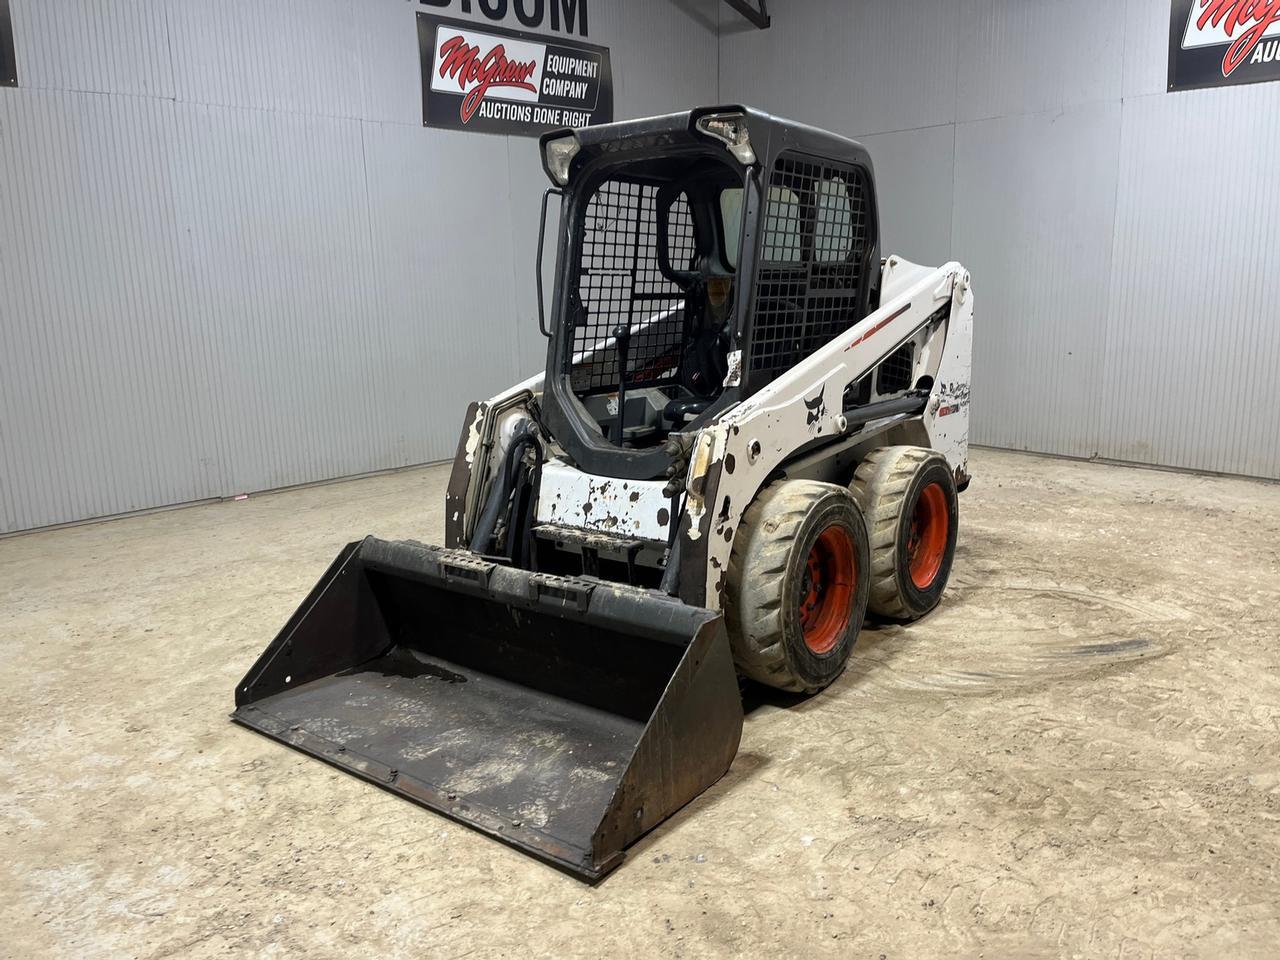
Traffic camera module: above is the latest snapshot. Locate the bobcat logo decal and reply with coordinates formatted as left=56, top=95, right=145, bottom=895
left=804, top=388, right=826, bottom=430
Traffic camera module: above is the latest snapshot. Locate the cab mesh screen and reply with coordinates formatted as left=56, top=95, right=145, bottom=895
left=571, top=180, right=696, bottom=395
left=748, top=154, right=870, bottom=383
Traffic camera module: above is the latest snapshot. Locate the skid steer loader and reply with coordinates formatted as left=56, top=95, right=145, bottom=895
left=233, top=106, right=973, bottom=881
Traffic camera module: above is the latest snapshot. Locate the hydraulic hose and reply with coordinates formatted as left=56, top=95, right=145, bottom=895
left=469, top=421, right=542, bottom=557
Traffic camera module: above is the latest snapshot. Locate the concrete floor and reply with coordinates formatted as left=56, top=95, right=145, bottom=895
left=2, top=448, right=1278, bottom=959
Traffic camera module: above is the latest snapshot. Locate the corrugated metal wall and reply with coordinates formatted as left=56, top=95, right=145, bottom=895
left=719, top=0, right=1280, bottom=479
left=5, top=1, right=1276, bottom=534
left=0, top=0, right=720, bottom=533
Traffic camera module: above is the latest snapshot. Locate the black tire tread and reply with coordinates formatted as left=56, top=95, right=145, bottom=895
left=850, top=445, right=949, bottom=619
left=725, top=480, right=846, bottom=692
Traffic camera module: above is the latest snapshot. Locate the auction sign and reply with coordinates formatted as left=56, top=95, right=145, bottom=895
left=418, top=13, right=612, bottom=136
left=1, top=0, right=17, bottom=87
left=1169, top=0, right=1280, bottom=91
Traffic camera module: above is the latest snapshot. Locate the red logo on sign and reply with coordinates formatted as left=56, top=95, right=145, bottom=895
left=1195, top=0, right=1280, bottom=76
left=437, top=35, right=538, bottom=123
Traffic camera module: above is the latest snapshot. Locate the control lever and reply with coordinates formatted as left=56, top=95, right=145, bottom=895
left=612, top=323, right=630, bottom=446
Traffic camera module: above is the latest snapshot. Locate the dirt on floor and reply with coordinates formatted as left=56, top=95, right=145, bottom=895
left=1, top=448, right=1278, bottom=960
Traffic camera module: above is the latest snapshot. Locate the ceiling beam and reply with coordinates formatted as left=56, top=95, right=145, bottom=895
left=723, top=0, right=770, bottom=30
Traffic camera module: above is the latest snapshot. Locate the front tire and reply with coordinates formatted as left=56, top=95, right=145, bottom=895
left=724, top=480, right=871, bottom=693
left=850, top=446, right=959, bottom=620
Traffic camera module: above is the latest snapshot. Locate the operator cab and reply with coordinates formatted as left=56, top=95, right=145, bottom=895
left=537, top=107, right=879, bottom=483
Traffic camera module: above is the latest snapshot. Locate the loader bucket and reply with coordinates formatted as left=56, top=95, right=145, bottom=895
left=232, top=537, right=742, bottom=881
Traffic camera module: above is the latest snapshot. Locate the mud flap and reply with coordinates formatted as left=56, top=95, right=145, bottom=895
left=232, top=537, right=743, bottom=881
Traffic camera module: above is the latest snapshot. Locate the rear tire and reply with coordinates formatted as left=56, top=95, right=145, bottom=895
left=724, top=480, right=871, bottom=694
left=850, top=446, right=958, bottom=621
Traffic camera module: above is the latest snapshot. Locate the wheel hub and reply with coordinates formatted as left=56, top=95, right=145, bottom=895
left=907, top=482, right=949, bottom=590
left=798, top=525, right=856, bottom=655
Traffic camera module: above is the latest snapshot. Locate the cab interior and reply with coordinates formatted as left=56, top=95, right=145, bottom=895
left=564, top=153, right=745, bottom=448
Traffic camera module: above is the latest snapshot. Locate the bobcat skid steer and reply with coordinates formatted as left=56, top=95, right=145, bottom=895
left=233, top=106, right=973, bottom=881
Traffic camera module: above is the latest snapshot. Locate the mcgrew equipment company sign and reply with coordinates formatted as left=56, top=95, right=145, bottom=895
left=1169, top=0, right=1280, bottom=91
left=418, top=13, right=613, bottom=136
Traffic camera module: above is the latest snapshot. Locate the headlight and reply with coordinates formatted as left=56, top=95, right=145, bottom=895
left=544, top=134, right=581, bottom=186
left=695, top=112, right=756, bottom=165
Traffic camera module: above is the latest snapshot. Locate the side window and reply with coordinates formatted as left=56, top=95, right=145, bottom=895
left=757, top=177, right=858, bottom=264
left=719, top=188, right=743, bottom=269
left=654, top=192, right=697, bottom=282
left=760, top=186, right=803, bottom=263
left=747, top=154, right=871, bottom=385
left=814, top=178, right=855, bottom=262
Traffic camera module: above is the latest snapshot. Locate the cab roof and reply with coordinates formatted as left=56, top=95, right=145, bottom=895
left=539, top=105, right=874, bottom=187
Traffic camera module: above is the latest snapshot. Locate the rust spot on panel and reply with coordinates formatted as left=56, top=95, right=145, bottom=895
left=657, top=507, right=670, bottom=526
left=629, top=491, right=640, bottom=502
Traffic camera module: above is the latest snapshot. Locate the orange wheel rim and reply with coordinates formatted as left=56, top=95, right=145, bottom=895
left=907, top=482, right=949, bottom=589
left=798, top=525, right=856, bottom=655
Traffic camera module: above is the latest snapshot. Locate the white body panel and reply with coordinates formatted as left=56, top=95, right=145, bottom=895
left=536, top=459, right=671, bottom=541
